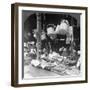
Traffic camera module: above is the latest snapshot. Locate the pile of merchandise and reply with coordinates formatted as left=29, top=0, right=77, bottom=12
left=31, top=51, right=80, bottom=76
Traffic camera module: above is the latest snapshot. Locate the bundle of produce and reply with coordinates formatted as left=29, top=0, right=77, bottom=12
left=31, top=59, right=40, bottom=67
left=41, top=54, right=50, bottom=62
left=66, top=66, right=80, bottom=76
left=51, top=64, right=67, bottom=75
left=40, top=59, right=56, bottom=70
left=48, top=52, right=63, bottom=62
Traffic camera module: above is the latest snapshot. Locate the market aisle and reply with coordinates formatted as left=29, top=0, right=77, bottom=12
left=24, top=64, right=60, bottom=79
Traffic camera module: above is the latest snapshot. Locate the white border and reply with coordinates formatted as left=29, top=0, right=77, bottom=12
left=18, top=6, right=86, bottom=84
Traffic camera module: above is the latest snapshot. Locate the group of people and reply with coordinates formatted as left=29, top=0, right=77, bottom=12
left=39, top=19, right=73, bottom=55
left=24, top=19, right=81, bottom=72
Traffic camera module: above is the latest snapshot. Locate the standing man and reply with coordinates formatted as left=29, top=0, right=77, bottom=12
left=46, top=24, right=59, bottom=53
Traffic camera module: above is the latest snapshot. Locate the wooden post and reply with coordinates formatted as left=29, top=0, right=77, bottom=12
left=43, top=13, right=46, bottom=31
left=36, top=13, right=41, bottom=61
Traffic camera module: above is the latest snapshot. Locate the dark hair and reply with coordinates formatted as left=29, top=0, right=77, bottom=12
left=46, top=24, right=56, bottom=29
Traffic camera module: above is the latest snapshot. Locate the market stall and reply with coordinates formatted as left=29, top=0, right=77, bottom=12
left=24, top=13, right=81, bottom=76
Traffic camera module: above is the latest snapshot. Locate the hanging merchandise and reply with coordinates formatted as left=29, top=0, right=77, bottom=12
left=55, top=20, right=69, bottom=35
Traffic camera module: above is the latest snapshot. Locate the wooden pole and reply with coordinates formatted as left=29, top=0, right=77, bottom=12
left=36, top=13, right=41, bottom=61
